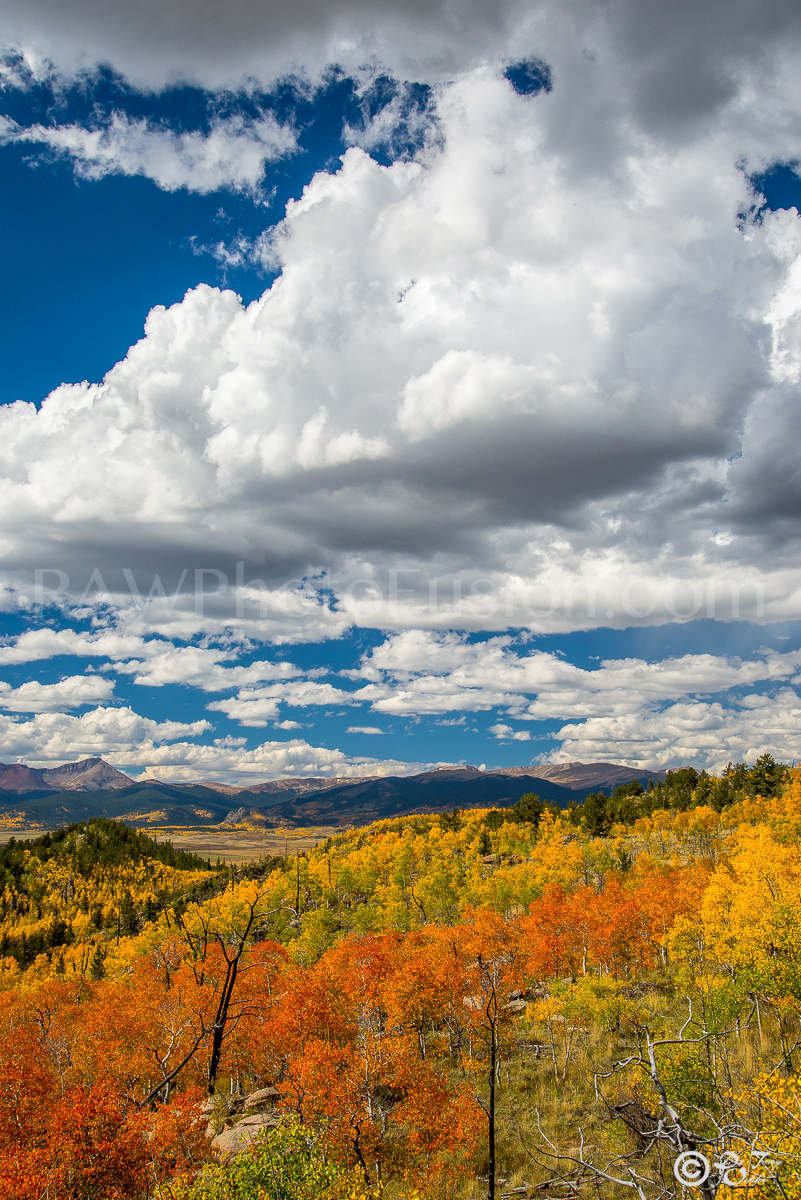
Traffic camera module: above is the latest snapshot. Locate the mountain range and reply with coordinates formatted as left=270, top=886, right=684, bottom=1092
left=0, top=757, right=666, bottom=829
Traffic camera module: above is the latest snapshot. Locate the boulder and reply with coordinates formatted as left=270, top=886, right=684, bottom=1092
left=211, top=1112, right=281, bottom=1158
left=503, top=998, right=529, bottom=1015
left=243, top=1086, right=280, bottom=1112
left=237, top=1113, right=281, bottom=1127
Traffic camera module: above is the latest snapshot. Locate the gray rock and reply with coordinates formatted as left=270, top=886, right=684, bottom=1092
left=221, top=806, right=251, bottom=826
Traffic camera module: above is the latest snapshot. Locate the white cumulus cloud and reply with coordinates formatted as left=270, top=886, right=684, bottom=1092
left=550, top=689, right=801, bottom=773
left=0, top=51, right=799, bottom=637
left=0, top=705, right=210, bottom=766
left=0, top=674, right=115, bottom=712
left=128, top=736, right=421, bottom=785
left=0, top=110, right=296, bottom=194
left=1, top=0, right=801, bottom=778
left=208, top=680, right=360, bottom=726
left=489, top=723, right=531, bottom=742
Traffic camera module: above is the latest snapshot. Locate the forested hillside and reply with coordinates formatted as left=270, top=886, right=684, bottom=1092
left=0, top=820, right=213, bottom=971
left=2, top=759, right=801, bottom=1200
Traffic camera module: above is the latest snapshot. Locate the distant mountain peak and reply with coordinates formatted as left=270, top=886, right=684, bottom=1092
left=0, top=757, right=133, bottom=793
left=521, top=761, right=667, bottom=790
left=43, top=758, right=133, bottom=791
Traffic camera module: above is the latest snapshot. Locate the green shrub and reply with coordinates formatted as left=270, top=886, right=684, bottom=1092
left=173, top=1118, right=348, bottom=1200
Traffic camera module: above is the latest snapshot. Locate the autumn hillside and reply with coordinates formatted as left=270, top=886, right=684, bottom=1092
left=0, top=819, right=214, bottom=972
left=3, top=757, right=801, bottom=1200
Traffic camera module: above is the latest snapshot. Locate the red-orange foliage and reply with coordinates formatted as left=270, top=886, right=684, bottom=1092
left=519, top=864, right=707, bottom=981
left=0, top=855, right=712, bottom=1196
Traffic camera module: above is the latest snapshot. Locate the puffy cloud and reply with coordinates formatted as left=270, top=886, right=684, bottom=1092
left=2, top=0, right=799, bottom=122
left=113, top=584, right=352, bottom=645
left=346, top=725, right=386, bottom=735
left=128, top=736, right=420, bottom=785
left=353, top=630, right=801, bottom=767
left=0, top=111, right=296, bottom=194
left=0, top=52, right=799, bottom=637
left=0, top=628, right=151, bottom=665
left=1, top=0, right=537, bottom=90
left=0, top=629, right=303, bottom=692
left=208, top=680, right=359, bottom=726
left=550, top=688, right=801, bottom=772
left=0, top=674, right=115, bottom=712
left=0, top=705, right=210, bottom=766
left=0, top=1, right=800, bottom=659
left=4, top=1, right=801, bottom=775
left=112, top=643, right=300, bottom=691
left=0, top=703, right=420, bottom=782
left=489, top=723, right=531, bottom=741
left=354, top=630, right=801, bottom=719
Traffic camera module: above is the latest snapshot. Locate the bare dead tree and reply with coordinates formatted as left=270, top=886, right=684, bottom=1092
left=472, top=950, right=520, bottom=1200
left=147, top=884, right=290, bottom=1099
left=523, top=999, right=793, bottom=1200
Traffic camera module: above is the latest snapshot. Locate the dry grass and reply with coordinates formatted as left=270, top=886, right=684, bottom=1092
left=140, top=823, right=340, bottom=863
left=0, top=822, right=339, bottom=862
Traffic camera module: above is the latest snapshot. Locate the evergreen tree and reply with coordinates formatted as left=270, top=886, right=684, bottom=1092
left=118, top=890, right=138, bottom=937
left=581, top=791, right=610, bottom=836
left=748, top=752, right=787, bottom=798
left=513, top=792, right=545, bottom=826
left=89, top=943, right=107, bottom=980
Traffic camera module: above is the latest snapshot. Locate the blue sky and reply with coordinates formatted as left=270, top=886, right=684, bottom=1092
left=0, top=70, right=434, bottom=405
left=1, top=1, right=801, bottom=785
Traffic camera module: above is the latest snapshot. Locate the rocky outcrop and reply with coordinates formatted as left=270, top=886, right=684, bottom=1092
left=205, top=1086, right=283, bottom=1158
left=211, top=1111, right=281, bottom=1158
left=243, top=1086, right=280, bottom=1111
left=220, top=806, right=252, bottom=826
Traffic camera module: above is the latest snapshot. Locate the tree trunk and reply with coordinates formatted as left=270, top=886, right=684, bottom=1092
left=488, top=1015, right=496, bottom=1200
left=207, top=956, right=238, bottom=1094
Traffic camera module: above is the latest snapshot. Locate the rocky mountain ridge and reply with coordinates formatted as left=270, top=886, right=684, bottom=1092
left=0, top=756, right=664, bottom=797
left=0, top=756, right=133, bottom=793
left=0, top=758, right=668, bottom=829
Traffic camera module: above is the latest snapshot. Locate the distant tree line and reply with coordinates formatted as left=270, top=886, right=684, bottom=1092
left=468, top=754, right=790, bottom=839
left=566, top=753, right=788, bottom=836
